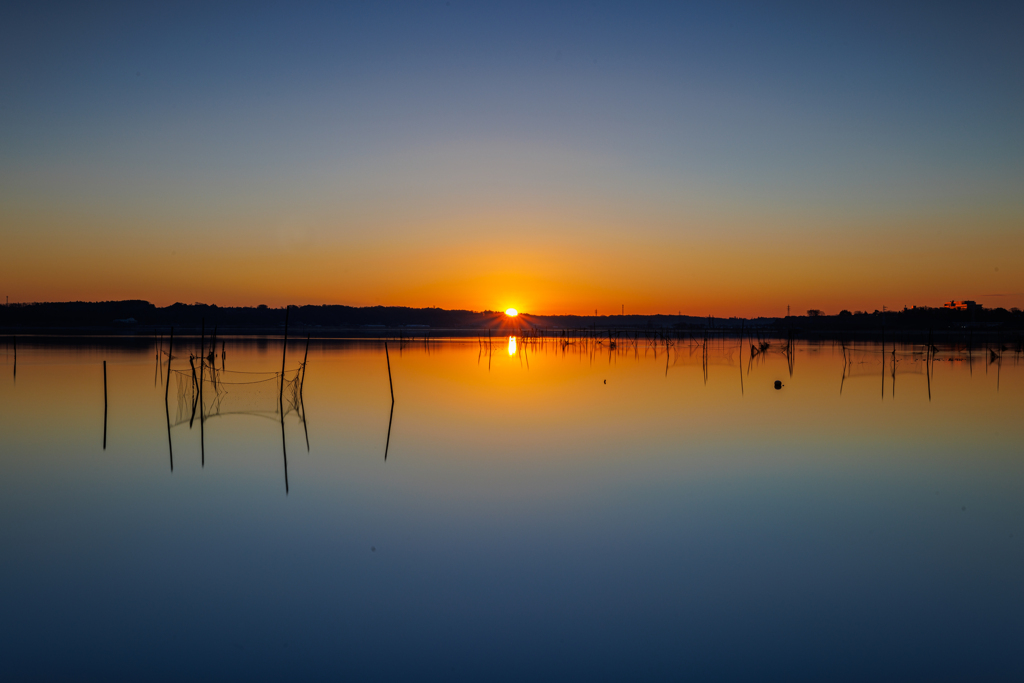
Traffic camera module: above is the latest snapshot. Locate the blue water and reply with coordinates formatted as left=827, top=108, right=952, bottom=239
left=1, top=339, right=1021, bottom=680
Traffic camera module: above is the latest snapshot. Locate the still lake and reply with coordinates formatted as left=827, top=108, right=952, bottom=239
left=1, top=336, right=1022, bottom=681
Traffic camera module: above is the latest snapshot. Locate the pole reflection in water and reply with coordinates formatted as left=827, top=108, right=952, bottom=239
left=160, top=339, right=308, bottom=495
left=102, top=360, right=107, bottom=450
left=280, top=387, right=288, bottom=495
left=384, top=341, right=394, bottom=461
left=3, top=337, right=1023, bottom=680
left=281, top=309, right=289, bottom=493
left=165, top=327, right=173, bottom=472
left=199, top=357, right=205, bottom=468
left=301, top=334, right=310, bottom=452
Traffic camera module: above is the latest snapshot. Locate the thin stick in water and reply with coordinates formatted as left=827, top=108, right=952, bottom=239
left=166, top=327, right=174, bottom=471
left=103, top=360, right=107, bottom=450
left=280, top=306, right=290, bottom=405
left=385, top=341, right=395, bottom=460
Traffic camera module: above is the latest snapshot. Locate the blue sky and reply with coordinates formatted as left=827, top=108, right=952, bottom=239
left=2, top=1, right=1022, bottom=313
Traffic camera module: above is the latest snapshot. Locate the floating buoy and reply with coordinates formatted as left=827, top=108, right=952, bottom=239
left=774, top=380, right=783, bottom=390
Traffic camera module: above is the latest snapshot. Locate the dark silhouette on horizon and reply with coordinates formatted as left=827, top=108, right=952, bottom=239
left=4, top=300, right=1022, bottom=339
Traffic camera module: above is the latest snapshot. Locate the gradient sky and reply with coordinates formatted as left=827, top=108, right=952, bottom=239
left=2, top=1, right=1022, bottom=316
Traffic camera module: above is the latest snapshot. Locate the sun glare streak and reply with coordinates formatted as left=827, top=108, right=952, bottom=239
left=505, top=308, right=518, bottom=317
left=508, top=336, right=516, bottom=356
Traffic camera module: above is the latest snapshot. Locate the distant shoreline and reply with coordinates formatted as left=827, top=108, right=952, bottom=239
left=1, top=301, right=1022, bottom=347
left=1, top=300, right=1021, bottom=344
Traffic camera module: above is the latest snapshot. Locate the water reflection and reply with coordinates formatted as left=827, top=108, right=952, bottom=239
left=170, top=354, right=307, bottom=492
left=2, top=337, right=1024, bottom=679
left=384, top=341, right=394, bottom=460
left=508, top=335, right=516, bottom=356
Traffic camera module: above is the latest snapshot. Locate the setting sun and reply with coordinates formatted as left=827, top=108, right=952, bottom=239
left=505, top=308, right=518, bottom=317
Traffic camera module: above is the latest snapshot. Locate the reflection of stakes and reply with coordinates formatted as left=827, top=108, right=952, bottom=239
left=968, top=329, right=973, bottom=376
left=199, top=318, right=206, bottom=466
left=301, top=334, right=310, bottom=452
left=280, top=404, right=289, bottom=495
left=840, top=344, right=848, bottom=396
left=199, top=354, right=205, bottom=468
left=103, top=360, right=107, bottom=450
left=891, top=347, right=897, bottom=398
left=280, top=306, right=290, bottom=494
left=994, top=348, right=1002, bottom=391
left=738, top=340, right=744, bottom=396
left=300, top=334, right=309, bottom=397
left=301, top=396, right=310, bottom=451
left=880, top=334, right=885, bottom=401
left=189, top=356, right=199, bottom=428
left=280, top=307, right=289, bottom=404
left=926, top=343, right=932, bottom=401
left=385, top=342, right=394, bottom=461
left=702, top=331, right=708, bottom=385
left=385, top=341, right=394, bottom=403
left=165, top=327, right=174, bottom=471
left=785, top=335, right=795, bottom=377
left=210, top=327, right=218, bottom=391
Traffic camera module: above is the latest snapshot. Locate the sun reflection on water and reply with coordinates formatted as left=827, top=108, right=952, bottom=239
left=508, top=336, right=516, bottom=356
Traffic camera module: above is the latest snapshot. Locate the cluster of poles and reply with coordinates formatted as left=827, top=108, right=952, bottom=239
left=102, top=308, right=320, bottom=494
left=9, top=319, right=1020, bottom=493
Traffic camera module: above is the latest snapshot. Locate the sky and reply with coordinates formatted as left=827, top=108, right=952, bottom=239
left=2, top=1, right=1022, bottom=317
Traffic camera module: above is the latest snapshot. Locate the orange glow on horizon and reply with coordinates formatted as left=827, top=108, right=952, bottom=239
left=3, top=207, right=1022, bottom=317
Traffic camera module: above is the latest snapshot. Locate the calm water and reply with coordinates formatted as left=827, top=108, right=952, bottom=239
left=1, top=337, right=1022, bottom=681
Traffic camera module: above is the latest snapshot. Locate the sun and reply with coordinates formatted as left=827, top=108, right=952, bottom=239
left=505, top=308, right=518, bottom=317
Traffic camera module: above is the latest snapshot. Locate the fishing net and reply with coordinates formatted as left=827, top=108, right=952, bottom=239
left=169, top=357, right=305, bottom=427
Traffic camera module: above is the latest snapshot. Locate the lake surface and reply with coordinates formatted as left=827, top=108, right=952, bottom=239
left=1, top=336, right=1022, bottom=681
